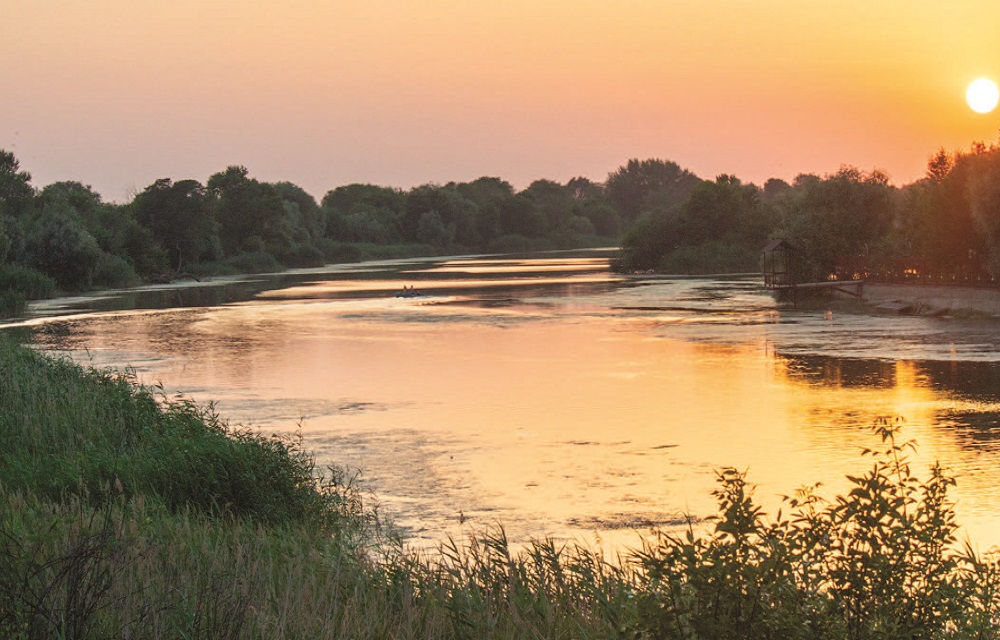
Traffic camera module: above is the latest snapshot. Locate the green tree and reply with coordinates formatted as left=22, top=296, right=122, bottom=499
left=36, top=182, right=156, bottom=270
left=498, top=193, right=546, bottom=238
left=762, top=177, right=792, bottom=203
left=416, top=210, right=449, bottom=245
left=402, top=185, right=479, bottom=246
left=0, top=222, right=9, bottom=264
left=322, top=184, right=406, bottom=245
left=777, top=167, right=898, bottom=280
left=37, top=181, right=101, bottom=216
left=452, top=177, right=515, bottom=245
left=522, top=179, right=575, bottom=233
left=321, top=183, right=405, bottom=218
left=0, top=150, right=34, bottom=219
left=275, top=181, right=325, bottom=240
left=21, top=200, right=101, bottom=290
left=134, top=178, right=220, bottom=271
left=965, top=147, right=1000, bottom=276
left=208, top=166, right=289, bottom=256
left=615, top=174, right=770, bottom=273
left=606, top=158, right=701, bottom=220
left=566, top=176, right=604, bottom=201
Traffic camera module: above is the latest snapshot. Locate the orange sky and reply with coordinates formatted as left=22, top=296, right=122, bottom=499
left=3, top=0, right=999, bottom=201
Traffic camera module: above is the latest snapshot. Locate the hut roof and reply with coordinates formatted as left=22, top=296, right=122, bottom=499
left=763, top=238, right=795, bottom=252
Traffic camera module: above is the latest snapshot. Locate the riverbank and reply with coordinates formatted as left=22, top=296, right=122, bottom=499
left=0, top=240, right=622, bottom=323
left=0, top=242, right=440, bottom=321
left=4, top=337, right=1000, bottom=638
left=772, top=279, right=1000, bottom=319
left=859, top=282, right=1000, bottom=317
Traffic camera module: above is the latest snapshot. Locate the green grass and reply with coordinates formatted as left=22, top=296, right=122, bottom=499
left=2, top=337, right=1000, bottom=639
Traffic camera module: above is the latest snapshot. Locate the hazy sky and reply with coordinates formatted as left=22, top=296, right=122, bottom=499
left=3, top=0, right=999, bottom=202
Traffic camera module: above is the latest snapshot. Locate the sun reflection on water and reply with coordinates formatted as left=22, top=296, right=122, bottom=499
left=13, top=251, right=1000, bottom=551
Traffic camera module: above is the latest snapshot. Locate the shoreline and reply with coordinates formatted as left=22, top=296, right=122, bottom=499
left=827, top=281, right=1000, bottom=318
left=859, top=282, right=1000, bottom=317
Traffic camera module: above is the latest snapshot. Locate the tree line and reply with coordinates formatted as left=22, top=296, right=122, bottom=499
left=0, top=150, right=627, bottom=315
left=613, top=141, right=1000, bottom=282
left=4, top=141, right=1000, bottom=316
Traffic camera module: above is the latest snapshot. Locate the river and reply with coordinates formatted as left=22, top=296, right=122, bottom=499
left=7, top=248, right=1000, bottom=552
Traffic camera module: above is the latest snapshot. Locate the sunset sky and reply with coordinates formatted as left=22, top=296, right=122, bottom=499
left=3, top=0, right=999, bottom=201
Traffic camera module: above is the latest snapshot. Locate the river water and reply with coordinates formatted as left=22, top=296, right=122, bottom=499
left=7, top=249, right=1000, bottom=551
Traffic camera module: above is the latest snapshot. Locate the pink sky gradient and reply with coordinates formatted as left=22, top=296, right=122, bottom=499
left=3, top=0, right=999, bottom=201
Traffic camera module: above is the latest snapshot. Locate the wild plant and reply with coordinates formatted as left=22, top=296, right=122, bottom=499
left=629, top=417, right=1000, bottom=640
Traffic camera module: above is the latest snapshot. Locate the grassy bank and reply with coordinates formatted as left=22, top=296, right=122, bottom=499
left=3, top=339, right=1000, bottom=638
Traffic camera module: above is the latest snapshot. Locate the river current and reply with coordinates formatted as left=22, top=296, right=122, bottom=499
left=7, top=249, right=1000, bottom=551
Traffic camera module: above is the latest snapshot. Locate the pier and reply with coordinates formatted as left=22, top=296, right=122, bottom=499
left=764, top=279, right=864, bottom=303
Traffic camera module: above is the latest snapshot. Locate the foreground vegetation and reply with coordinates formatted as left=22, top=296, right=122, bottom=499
left=3, top=338, right=1000, bottom=638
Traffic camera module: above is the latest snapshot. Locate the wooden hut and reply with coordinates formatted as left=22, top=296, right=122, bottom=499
left=762, top=238, right=797, bottom=289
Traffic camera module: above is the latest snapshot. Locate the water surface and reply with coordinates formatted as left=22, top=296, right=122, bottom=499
left=9, top=249, right=1000, bottom=551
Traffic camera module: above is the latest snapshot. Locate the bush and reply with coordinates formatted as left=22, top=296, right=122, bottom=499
left=486, top=234, right=551, bottom=253
left=629, top=418, right=999, bottom=639
left=221, top=251, right=284, bottom=274
left=91, top=252, right=141, bottom=289
left=0, top=289, right=25, bottom=318
left=0, top=264, right=57, bottom=299
left=23, top=206, right=102, bottom=290
left=319, top=240, right=365, bottom=263
left=278, top=242, right=327, bottom=268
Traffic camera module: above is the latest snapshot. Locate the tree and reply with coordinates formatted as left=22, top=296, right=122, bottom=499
left=0, top=222, right=9, bottom=263
left=522, top=179, right=573, bottom=232
left=0, top=150, right=34, bottom=219
left=926, top=148, right=953, bottom=184
left=134, top=178, right=219, bottom=271
left=762, top=178, right=792, bottom=203
left=778, top=167, right=897, bottom=279
left=580, top=203, right=621, bottom=237
left=208, top=166, right=289, bottom=256
left=402, top=185, right=478, bottom=246
left=322, top=183, right=405, bottom=217
left=566, top=176, right=604, bottom=201
left=452, top=177, right=515, bottom=245
left=275, top=181, right=325, bottom=240
left=416, top=210, right=449, bottom=245
left=21, top=200, right=101, bottom=290
left=614, top=174, right=770, bottom=273
left=964, top=147, right=1000, bottom=275
left=498, top=193, right=546, bottom=238
left=453, top=177, right=514, bottom=205
left=606, top=158, right=701, bottom=220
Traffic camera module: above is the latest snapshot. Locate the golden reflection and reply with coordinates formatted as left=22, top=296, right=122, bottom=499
left=256, top=275, right=617, bottom=300
left=27, top=256, right=1000, bottom=552
left=771, top=354, right=1000, bottom=549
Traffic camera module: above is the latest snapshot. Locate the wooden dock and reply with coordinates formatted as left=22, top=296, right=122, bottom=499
left=767, top=279, right=864, bottom=302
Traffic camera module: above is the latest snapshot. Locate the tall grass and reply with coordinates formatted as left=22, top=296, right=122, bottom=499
left=2, top=338, right=1000, bottom=638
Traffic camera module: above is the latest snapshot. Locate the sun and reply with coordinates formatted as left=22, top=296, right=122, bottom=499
left=967, top=78, right=999, bottom=114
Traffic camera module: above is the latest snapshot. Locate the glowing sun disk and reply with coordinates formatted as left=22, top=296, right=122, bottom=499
left=967, top=78, right=1000, bottom=114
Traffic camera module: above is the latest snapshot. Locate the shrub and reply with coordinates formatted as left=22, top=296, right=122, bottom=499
left=0, top=289, right=25, bottom=318
left=278, top=242, right=327, bottom=268
left=91, top=252, right=141, bottom=289
left=319, top=240, right=365, bottom=263
left=487, top=233, right=550, bottom=253
left=0, top=264, right=57, bottom=299
left=220, top=251, right=284, bottom=274
left=629, top=418, right=1000, bottom=639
